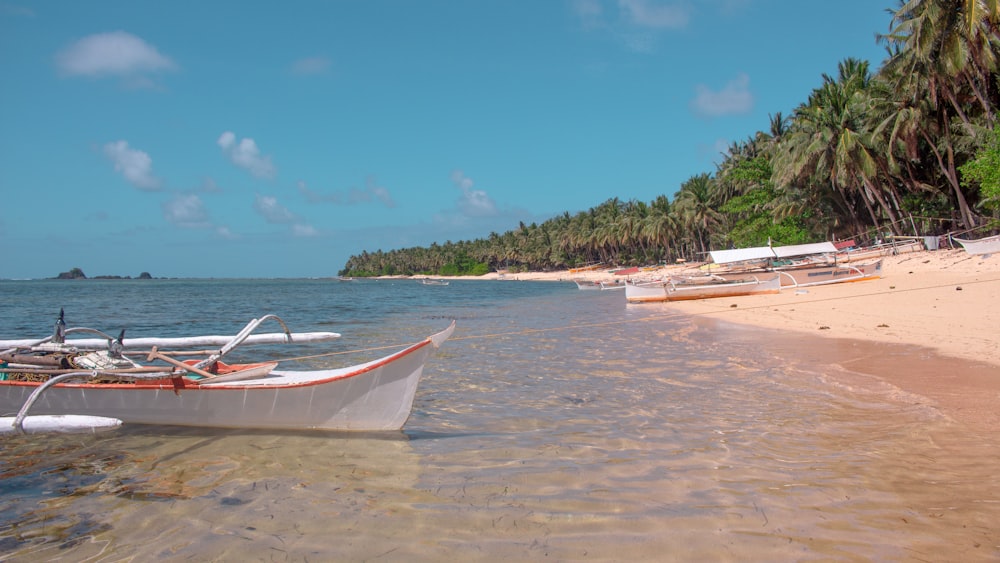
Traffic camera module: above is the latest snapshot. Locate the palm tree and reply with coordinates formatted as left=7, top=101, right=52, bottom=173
left=673, top=174, right=723, bottom=256
left=878, top=0, right=1000, bottom=228
left=774, top=59, right=902, bottom=234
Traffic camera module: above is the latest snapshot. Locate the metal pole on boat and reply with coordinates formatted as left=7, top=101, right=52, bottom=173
left=191, top=314, right=292, bottom=371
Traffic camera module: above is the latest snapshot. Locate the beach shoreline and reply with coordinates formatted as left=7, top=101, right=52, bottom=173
left=417, top=248, right=999, bottom=365
left=410, top=249, right=1000, bottom=429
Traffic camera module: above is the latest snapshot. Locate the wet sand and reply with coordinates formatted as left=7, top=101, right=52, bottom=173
left=661, top=250, right=1000, bottom=431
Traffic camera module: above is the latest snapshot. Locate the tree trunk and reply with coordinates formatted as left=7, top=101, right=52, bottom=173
left=921, top=124, right=977, bottom=229
left=861, top=174, right=902, bottom=235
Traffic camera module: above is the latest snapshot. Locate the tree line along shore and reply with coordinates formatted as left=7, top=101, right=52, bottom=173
left=340, top=2, right=1000, bottom=279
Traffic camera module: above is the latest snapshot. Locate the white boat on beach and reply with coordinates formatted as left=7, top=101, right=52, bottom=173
left=774, top=260, right=882, bottom=287
left=952, top=233, right=1000, bottom=256
left=715, top=260, right=883, bottom=288
left=835, top=239, right=922, bottom=262
left=624, top=279, right=671, bottom=302
left=626, top=275, right=780, bottom=303
left=0, top=311, right=454, bottom=433
left=708, top=242, right=883, bottom=287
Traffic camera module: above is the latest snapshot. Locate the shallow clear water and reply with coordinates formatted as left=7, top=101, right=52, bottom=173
left=1, top=279, right=998, bottom=561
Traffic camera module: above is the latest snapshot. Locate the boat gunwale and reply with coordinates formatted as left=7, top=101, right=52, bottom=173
left=0, top=336, right=437, bottom=392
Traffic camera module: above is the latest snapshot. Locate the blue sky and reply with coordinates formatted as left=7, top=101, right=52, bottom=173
left=0, top=1, right=893, bottom=279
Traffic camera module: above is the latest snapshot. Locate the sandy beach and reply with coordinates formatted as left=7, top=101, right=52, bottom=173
left=426, top=248, right=1000, bottom=429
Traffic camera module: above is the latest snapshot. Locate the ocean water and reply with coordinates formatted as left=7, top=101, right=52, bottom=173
left=1, top=279, right=998, bottom=561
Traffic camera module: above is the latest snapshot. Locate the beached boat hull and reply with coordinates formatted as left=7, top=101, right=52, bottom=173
left=624, top=280, right=670, bottom=302
left=775, top=260, right=881, bottom=287
left=0, top=322, right=455, bottom=432
left=953, top=234, right=1000, bottom=256
left=664, top=275, right=780, bottom=301
left=626, top=276, right=780, bottom=303
left=836, top=240, right=922, bottom=262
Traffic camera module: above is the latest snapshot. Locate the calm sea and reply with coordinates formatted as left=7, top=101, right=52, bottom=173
left=1, top=279, right=998, bottom=561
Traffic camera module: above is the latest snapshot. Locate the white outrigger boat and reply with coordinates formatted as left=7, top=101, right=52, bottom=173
left=625, top=275, right=780, bottom=303
left=707, top=242, right=883, bottom=288
left=1, top=311, right=454, bottom=434
left=952, top=233, right=1000, bottom=256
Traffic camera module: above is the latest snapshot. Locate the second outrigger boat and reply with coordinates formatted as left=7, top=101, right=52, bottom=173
left=626, top=275, right=780, bottom=303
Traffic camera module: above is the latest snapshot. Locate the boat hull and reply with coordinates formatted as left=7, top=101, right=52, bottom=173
left=775, top=260, right=881, bottom=287
left=664, top=275, right=780, bottom=301
left=0, top=322, right=455, bottom=432
left=715, top=261, right=882, bottom=288
left=626, top=276, right=780, bottom=303
left=953, top=234, right=1000, bottom=256
left=836, top=240, right=922, bottom=263
left=624, top=280, right=669, bottom=302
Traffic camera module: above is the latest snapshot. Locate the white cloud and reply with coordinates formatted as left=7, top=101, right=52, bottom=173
left=217, top=131, right=276, bottom=179
left=254, top=194, right=296, bottom=223
left=3, top=4, right=35, bottom=17
left=253, top=194, right=317, bottom=237
left=291, top=56, right=331, bottom=75
left=691, top=73, right=754, bottom=117
left=200, top=177, right=223, bottom=193
left=368, top=183, right=395, bottom=208
left=620, top=32, right=657, bottom=53
left=55, top=31, right=177, bottom=82
left=297, top=180, right=340, bottom=204
left=162, top=194, right=210, bottom=228
left=618, top=0, right=689, bottom=29
left=572, top=0, right=605, bottom=29
left=451, top=170, right=498, bottom=217
left=292, top=224, right=319, bottom=237
left=103, top=140, right=161, bottom=191
left=571, top=1, right=689, bottom=53
left=297, top=177, right=396, bottom=208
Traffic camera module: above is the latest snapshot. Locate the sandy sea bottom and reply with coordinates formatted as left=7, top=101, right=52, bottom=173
left=1, top=282, right=999, bottom=561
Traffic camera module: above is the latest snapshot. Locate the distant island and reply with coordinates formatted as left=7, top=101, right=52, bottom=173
left=54, top=267, right=154, bottom=280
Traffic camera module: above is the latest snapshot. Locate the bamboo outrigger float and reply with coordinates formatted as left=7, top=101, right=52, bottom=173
left=1, top=310, right=455, bottom=434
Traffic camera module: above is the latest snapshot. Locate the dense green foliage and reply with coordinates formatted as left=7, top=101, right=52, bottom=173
left=341, top=1, right=1000, bottom=277
left=960, top=125, right=1000, bottom=210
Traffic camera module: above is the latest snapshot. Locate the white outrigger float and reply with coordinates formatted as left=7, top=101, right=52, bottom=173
left=1, top=311, right=455, bottom=434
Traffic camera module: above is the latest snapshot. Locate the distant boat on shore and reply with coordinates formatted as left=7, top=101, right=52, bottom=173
left=706, top=241, right=884, bottom=287
left=626, top=275, right=780, bottom=303
left=952, top=233, right=1000, bottom=256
